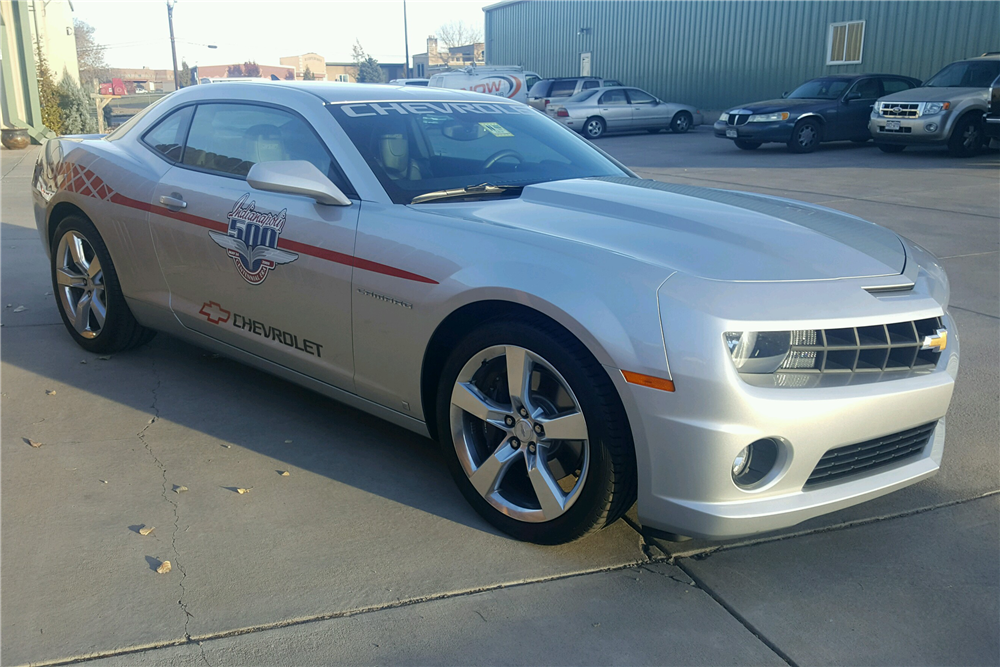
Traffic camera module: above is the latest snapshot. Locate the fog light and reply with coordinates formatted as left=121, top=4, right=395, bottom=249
left=925, top=122, right=938, bottom=132
left=732, top=438, right=780, bottom=487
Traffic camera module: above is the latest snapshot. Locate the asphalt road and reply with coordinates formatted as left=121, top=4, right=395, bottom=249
left=2, top=130, right=997, bottom=666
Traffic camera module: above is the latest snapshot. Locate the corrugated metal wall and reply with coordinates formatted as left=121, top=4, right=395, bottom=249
left=485, top=1, right=1000, bottom=110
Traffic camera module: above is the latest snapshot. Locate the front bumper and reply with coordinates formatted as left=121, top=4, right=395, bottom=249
left=618, top=271, right=959, bottom=540
left=869, top=114, right=950, bottom=144
left=713, top=119, right=795, bottom=143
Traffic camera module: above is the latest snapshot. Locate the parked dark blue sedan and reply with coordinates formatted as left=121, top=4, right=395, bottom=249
left=715, top=74, right=921, bottom=153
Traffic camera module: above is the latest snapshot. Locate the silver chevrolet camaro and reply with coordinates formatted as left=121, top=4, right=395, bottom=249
left=32, top=82, right=959, bottom=544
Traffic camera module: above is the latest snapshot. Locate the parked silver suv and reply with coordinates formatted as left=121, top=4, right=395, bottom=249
left=527, top=77, right=622, bottom=110
left=870, top=53, right=1000, bottom=156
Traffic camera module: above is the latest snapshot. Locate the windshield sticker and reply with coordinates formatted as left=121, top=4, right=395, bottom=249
left=209, top=194, right=298, bottom=285
left=338, top=102, right=533, bottom=118
left=479, top=122, right=514, bottom=137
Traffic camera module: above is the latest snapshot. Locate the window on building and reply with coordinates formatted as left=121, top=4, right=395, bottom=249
left=337, top=74, right=349, bottom=82
left=827, top=20, right=865, bottom=65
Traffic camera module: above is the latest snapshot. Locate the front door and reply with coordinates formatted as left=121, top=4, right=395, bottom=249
left=147, top=101, right=360, bottom=390
left=597, top=89, right=631, bottom=131
left=626, top=88, right=670, bottom=130
left=837, top=78, right=881, bottom=140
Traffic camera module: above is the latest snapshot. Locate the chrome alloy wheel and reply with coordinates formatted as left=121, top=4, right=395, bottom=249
left=585, top=119, right=604, bottom=138
left=55, top=230, right=106, bottom=339
left=449, top=345, right=590, bottom=523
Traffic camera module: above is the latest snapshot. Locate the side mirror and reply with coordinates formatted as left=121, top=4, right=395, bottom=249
left=845, top=91, right=862, bottom=102
left=246, top=161, right=351, bottom=206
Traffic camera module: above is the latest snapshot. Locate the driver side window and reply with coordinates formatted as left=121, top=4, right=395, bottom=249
left=599, top=89, right=628, bottom=105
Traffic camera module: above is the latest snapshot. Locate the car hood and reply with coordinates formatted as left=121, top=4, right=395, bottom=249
left=881, top=86, right=986, bottom=102
left=424, top=177, right=905, bottom=282
left=727, top=98, right=823, bottom=114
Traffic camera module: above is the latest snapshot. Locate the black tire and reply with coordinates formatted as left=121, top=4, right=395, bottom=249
left=50, top=215, right=155, bottom=353
left=734, top=139, right=762, bottom=150
left=948, top=113, right=985, bottom=157
left=877, top=143, right=906, bottom=153
left=787, top=118, right=822, bottom=153
left=583, top=116, right=606, bottom=139
left=436, top=318, right=637, bottom=544
left=670, top=111, right=693, bottom=133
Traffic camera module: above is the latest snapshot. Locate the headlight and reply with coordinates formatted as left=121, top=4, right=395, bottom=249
left=719, top=112, right=730, bottom=122
left=724, top=330, right=821, bottom=373
left=747, top=111, right=790, bottom=123
left=923, top=102, right=950, bottom=115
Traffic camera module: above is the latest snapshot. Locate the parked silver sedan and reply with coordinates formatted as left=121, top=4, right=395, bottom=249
left=548, top=86, right=703, bottom=138
left=32, top=82, right=957, bottom=545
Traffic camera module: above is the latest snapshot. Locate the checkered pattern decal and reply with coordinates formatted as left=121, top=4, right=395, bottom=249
left=56, top=163, right=115, bottom=201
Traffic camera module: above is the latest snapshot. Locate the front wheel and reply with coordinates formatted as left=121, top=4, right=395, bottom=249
left=583, top=116, right=606, bottom=139
left=670, top=111, right=692, bottom=133
left=948, top=114, right=985, bottom=157
left=787, top=119, right=822, bottom=153
left=437, top=319, right=637, bottom=544
left=51, top=215, right=155, bottom=353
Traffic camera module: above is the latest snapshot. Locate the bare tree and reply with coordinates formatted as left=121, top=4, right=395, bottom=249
left=74, top=19, right=109, bottom=90
left=436, top=21, right=483, bottom=49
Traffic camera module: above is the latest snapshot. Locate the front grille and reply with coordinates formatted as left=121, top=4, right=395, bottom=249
left=779, top=317, right=943, bottom=374
left=880, top=102, right=921, bottom=118
left=805, top=422, right=936, bottom=486
left=727, top=114, right=751, bottom=126
left=878, top=125, right=912, bottom=134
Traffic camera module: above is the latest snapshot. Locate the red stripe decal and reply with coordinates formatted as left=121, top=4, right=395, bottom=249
left=107, top=191, right=437, bottom=284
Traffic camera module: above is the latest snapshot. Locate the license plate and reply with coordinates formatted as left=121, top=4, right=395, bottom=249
left=726, top=129, right=738, bottom=138
left=885, top=120, right=901, bottom=131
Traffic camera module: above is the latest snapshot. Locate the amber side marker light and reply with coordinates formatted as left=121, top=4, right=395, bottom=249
left=621, top=370, right=675, bottom=392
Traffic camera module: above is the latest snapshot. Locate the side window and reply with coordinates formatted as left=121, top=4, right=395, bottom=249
left=141, top=106, right=194, bottom=162
left=549, top=80, right=578, bottom=97
left=848, top=78, right=880, bottom=99
left=181, top=103, right=354, bottom=196
left=881, top=78, right=915, bottom=95
left=581, top=79, right=599, bottom=90
left=599, top=89, right=628, bottom=105
left=626, top=89, right=656, bottom=104
left=604, top=80, right=622, bottom=87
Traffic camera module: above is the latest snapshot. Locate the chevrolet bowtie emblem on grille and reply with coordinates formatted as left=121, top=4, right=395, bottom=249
left=921, top=328, right=947, bottom=352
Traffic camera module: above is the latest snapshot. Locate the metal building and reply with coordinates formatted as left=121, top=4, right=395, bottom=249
left=484, top=0, right=1000, bottom=111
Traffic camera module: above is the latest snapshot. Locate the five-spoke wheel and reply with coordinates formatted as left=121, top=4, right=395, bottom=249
left=55, top=230, right=107, bottom=339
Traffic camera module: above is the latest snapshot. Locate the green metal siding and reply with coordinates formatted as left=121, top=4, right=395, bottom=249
left=485, top=1, right=1000, bottom=110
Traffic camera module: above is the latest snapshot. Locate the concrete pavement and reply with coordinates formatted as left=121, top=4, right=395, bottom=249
left=2, top=132, right=997, bottom=666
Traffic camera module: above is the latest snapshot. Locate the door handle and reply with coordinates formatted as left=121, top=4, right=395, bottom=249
left=159, top=195, right=187, bottom=209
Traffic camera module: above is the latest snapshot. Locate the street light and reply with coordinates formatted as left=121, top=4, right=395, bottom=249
left=166, top=1, right=179, bottom=90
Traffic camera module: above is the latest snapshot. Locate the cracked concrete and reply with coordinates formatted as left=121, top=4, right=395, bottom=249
left=3, top=132, right=997, bottom=666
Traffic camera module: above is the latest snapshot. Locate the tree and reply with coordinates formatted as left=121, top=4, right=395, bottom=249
left=243, top=61, right=261, bottom=78
left=436, top=20, right=483, bottom=49
left=302, top=65, right=315, bottom=81
left=57, top=73, right=97, bottom=134
left=351, top=41, right=384, bottom=83
left=227, top=63, right=244, bottom=77
left=74, top=19, right=109, bottom=90
left=179, top=60, right=192, bottom=88
left=36, top=44, right=64, bottom=135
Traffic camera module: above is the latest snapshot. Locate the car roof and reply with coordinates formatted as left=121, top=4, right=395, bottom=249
left=172, top=81, right=519, bottom=105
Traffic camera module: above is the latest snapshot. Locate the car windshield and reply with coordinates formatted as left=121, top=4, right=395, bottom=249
left=564, top=90, right=599, bottom=103
left=787, top=78, right=851, bottom=99
left=923, top=60, right=1000, bottom=88
left=330, top=101, right=628, bottom=204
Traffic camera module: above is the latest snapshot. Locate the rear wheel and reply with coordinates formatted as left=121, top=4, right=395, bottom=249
left=51, top=215, right=155, bottom=353
left=583, top=116, right=606, bottom=139
left=437, top=319, right=636, bottom=544
left=670, top=111, right=692, bottom=133
left=948, top=114, right=985, bottom=157
left=787, top=119, right=822, bottom=153
left=877, top=143, right=906, bottom=153
left=734, top=139, right=762, bottom=150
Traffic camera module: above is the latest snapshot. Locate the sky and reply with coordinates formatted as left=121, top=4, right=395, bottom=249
left=72, top=0, right=493, bottom=70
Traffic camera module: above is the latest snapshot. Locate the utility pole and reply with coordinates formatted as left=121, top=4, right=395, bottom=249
left=403, top=0, right=410, bottom=79
left=167, top=1, right=180, bottom=90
